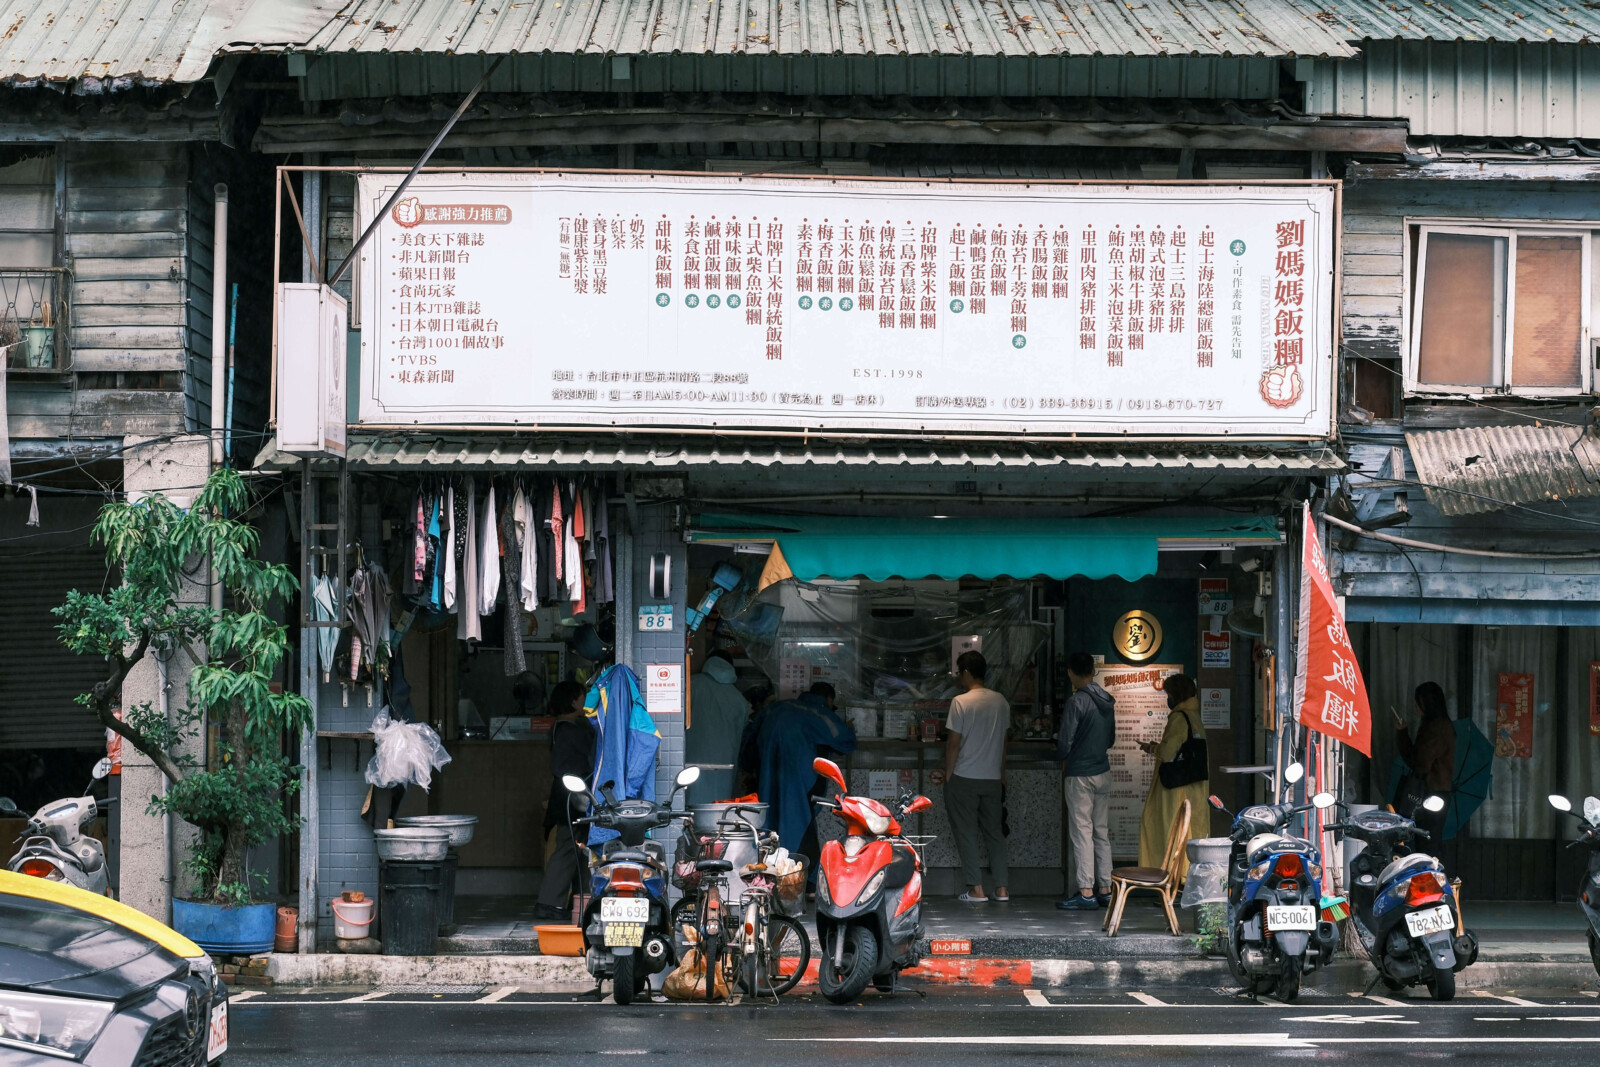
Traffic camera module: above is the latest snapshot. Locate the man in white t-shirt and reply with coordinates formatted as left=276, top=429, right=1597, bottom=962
left=943, top=650, right=1010, bottom=903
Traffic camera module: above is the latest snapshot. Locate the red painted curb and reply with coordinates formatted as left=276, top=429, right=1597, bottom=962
left=786, top=958, right=1035, bottom=989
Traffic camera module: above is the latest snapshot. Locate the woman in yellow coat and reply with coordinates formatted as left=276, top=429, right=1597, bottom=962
left=1137, top=674, right=1207, bottom=882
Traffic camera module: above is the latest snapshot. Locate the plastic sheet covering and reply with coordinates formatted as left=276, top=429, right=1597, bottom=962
left=365, top=707, right=453, bottom=791
left=1181, top=862, right=1229, bottom=907
left=722, top=578, right=1047, bottom=715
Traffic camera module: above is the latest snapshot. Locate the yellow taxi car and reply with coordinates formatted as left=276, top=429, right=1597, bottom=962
left=0, top=869, right=228, bottom=1064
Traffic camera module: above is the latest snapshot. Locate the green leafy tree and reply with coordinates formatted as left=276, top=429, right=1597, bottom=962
left=55, top=469, right=311, bottom=904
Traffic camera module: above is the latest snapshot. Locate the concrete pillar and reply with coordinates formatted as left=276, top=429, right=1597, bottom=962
left=118, top=435, right=212, bottom=920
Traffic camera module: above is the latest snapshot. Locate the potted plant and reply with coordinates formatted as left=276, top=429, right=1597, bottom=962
left=55, top=469, right=310, bottom=953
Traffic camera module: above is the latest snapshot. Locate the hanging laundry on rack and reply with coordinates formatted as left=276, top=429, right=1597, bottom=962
left=457, top=478, right=481, bottom=643
left=549, top=484, right=565, bottom=594
left=442, top=481, right=457, bottom=612
left=426, top=489, right=444, bottom=612
left=478, top=479, right=500, bottom=618
left=564, top=480, right=585, bottom=612
left=500, top=498, right=527, bottom=677
left=410, top=492, right=427, bottom=595
left=594, top=485, right=614, bottom=604
left=513, top=482, right=538, bottom=613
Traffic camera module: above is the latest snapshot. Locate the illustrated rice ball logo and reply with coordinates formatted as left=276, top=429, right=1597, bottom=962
left=1259, top=365, right=1303, bottom=409
left=391, top=196, right=423, bottom=227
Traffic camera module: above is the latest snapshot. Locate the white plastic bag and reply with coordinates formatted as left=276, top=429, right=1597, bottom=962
left=1181, top=861, right=1229, bottom=907
left=365, top=707, right=452, bottom=791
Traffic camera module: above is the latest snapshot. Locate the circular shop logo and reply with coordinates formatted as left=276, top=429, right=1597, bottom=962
left=728, top=294, right=742, bottom=308
left=798, top=295, right=813, bottom=310
left=655, top=292, right=670, bottom=307
left=1229, top=240, right=1246, bottom=256
left=840, top=297, right=854, bottom=311
left=950, top=299, right=964, bottom=313
left=685, top=293, right=700, bottom=308
left=707, top=294, right=721, bottom=308
left=819, top=296, right=833, bottom=311
left=1011, top=334, right=1027, bottom=349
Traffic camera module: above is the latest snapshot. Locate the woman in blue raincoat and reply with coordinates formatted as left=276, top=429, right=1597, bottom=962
left=756, top=683, right=857, bottom=861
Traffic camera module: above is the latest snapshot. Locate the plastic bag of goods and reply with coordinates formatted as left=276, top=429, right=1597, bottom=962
left=365, top=707, right=453, bottom=790
left=1180, top=861, right=1229, bottom=907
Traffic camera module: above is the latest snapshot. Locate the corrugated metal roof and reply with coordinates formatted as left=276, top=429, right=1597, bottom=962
left=1313, top=1, right=1600, bottom=45
left=252, top=434, right=1342, bottom=472
left=291, top=0, right=1360, bottom=58
left=1406, top=426, right=1600, bottom=516
left=0, top=0, right=229, bottom=86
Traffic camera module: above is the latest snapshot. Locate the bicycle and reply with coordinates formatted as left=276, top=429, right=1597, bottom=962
left=688, top=807, right=811, bottom=1001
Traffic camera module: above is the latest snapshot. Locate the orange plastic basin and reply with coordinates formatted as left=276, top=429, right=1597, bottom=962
left=534, top=924, right=585, bottom=957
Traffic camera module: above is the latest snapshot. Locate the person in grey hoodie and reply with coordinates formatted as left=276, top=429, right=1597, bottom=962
left=685, top=650, right=749, bottom=805
left=1056, top=652, right=1117, bottom=910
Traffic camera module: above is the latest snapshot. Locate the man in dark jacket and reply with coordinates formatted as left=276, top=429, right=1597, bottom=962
left=1056, top=652, right=1117, bottom=910
left=535, top=680, right=595, bottom=920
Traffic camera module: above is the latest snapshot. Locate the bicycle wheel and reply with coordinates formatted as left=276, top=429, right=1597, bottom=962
left=761, top=914, right=811, bottom=996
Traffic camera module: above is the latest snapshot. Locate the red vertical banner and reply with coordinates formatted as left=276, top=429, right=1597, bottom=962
left=1590, top=663, right=1600, bottom=736
left=1494, top=673, right=1535, bottom=757
left=1293, top=503, right=1372, bottom=755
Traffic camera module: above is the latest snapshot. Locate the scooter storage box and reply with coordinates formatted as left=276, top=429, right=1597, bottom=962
left=379, top=860, right=442, bottom=956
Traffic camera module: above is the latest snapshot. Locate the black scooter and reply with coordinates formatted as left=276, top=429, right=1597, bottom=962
left=563, top=765, right=700, bottom=1004
left=1548, top=794, right=1600, bottom=978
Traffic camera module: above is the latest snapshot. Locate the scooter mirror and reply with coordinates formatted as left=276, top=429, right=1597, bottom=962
left=1422, top=794, right=1447, bottom=813
left=1208, top=795, right=1226, bottom=811
left=1585, top=797, right=1600, bottom=825
left=91, top=757, right=113, bottom=780
left=903, top=795, right=933, bottom=815
left=561, top=775, right=588, bottom=794
left=1549, top=794, right=1574, bottom=813
left=1283, top=762, right=1304, bottom=785
left=1312, top=792, right=1337, bottom=810
left=675, top=766, right=701, bottom=788
left=0, top=797, right=17, bottom=816
left=813, top=757, right=847, bottom=791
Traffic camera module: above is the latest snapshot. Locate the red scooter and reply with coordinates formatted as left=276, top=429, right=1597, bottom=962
left=811, top=757, right=933, bottom=1003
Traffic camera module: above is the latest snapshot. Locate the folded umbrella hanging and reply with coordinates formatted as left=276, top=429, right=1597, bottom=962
left=312, top=569, right=340, bottom=682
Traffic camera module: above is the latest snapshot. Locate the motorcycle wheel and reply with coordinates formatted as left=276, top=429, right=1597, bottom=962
left=1588, top=930, right=1600, bottom=979
left=819, top=926, right=878, bottom=1005
left=1225, top=920, right=1249, bottom=984
left=1275, top=954, right=1302, bottom=1003
left=613, top=954, right=637, bottom=1006
left=1427, top=967, right=1456, bottom=1001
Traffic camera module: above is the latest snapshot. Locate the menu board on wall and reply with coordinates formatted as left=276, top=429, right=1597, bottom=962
left=355, top=172, right=1335, bottom=437
left=1101, top=663, right=1183, bottom=859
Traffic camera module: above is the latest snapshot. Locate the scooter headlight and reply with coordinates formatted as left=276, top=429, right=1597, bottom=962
left=855, top=869, right=887, bottom=905
left=864, top=811, right=892, bottom=836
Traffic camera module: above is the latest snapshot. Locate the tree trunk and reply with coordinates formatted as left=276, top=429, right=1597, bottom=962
left=213, top=819, right=251, bottom=903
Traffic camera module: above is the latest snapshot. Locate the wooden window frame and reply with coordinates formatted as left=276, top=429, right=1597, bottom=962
left=1403, top=219, right=1593, bottom=399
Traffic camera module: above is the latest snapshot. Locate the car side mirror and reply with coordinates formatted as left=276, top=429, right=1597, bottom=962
left=813, top=757, right=847, bottom=791
left=1312, top=792, right=1336, bottom=810
left=1283, top=762, right=1304, bottom=785
left=1422, top=794, right=1447, bottom=813
left=1208, top=795, right=1226, bottom=811
left=0, top=797, right=17, bottom=816
left=1550, top=794, right=1574, bottom=813
left=902, top=795, right=932, bottom=815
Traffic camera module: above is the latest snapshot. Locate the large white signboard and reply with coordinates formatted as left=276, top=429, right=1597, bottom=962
left=356, top=172, right=1335, bottom=437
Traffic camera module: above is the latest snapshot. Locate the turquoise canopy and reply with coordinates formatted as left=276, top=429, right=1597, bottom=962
left=691, top=514, right=1280, bottom=582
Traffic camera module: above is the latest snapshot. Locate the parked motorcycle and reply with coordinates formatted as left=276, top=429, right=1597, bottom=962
left=1332, top=796, right=1476, bottom=1000
left=1208, top=766, right=1339, bottom=1002
left=2, top=757, right=116, bottom=894
left=1547, top=793, right=1600, bottom=978
left=811, top=756, right=933, bottom=1004
left=564, top=765, right=700, bottom=1005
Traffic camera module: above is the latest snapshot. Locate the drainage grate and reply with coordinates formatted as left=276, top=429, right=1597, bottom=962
left=375, top=984, right=488, bottom=995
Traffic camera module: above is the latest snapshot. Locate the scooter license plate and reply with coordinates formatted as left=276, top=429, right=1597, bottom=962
left=602, top=922, right=645, bottom=948
left=600, top=897, right=650, bottom=923
left=1265, top=905, right=1317, bottom=931
left=1404, top=904, right=1454, bottom=937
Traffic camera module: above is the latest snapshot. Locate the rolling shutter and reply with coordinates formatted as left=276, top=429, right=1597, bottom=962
left=0, top=545, right=114, bottom=749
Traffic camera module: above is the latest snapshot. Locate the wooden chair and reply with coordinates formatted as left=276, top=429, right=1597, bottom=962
left=1103, top=798, right=1191, bottom=937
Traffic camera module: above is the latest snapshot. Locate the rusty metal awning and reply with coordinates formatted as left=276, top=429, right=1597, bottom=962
left=252, top=433, right=1341, bottom=474
left=1406, top=425, right=1600, bottom=516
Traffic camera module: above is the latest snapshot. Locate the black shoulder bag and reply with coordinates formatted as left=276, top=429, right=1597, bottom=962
left=1157, top=712, right=1208, bottom=789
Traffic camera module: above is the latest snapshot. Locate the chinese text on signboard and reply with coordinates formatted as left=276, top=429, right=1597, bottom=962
left=356, top=173, right=1335, bottom=437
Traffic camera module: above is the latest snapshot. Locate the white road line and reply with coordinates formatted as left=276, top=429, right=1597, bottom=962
left=477, top=986, right=518, bottom=1003
left=1348, top=993, right=1406, bottom=1007
left=226, top=991, right=262, bottom=1003
left=1586, top=991, right=1600, bottom=998
left=1127, top=992, right=1168, bottom=1007
left=342, top=992, right=388, bottom=1003
left=1472, top=990, right=1541, bottom=1006
left=771, top=1036, right=1600, bottom=1048
left=1023, top=990, right=1052, bottom=1007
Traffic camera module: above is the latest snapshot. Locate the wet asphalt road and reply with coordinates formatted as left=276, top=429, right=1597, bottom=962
left=226, top=987, right=1600, bottom=1065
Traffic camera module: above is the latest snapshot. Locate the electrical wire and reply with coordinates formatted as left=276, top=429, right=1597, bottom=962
left=1323, top=511, right=1600, bottom=559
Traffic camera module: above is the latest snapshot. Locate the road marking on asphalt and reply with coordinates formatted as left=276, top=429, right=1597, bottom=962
left=1127, top=992, right=1168, bottom=1006
left=1283, top=1014, right=1415, bottom=1025
left=1347, top=992, right=1406, bottom=1007
left=1472, top=990, right=1541, bottom=1006
left=477, top=986, right=518, bottom=1003
left=342, top=992, right=389, bottom=1003
left=1023, top=990, right=1052, bottom=1007
left=227, top=991, right=263, bottom=1003
left=774, top=1033, right=1310, bottom=1048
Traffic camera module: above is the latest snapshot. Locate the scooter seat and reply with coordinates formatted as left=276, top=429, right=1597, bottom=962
left=696, top=858, right=734, bottom=874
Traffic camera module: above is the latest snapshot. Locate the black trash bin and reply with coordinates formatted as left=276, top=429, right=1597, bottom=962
left=379, top=860, right=442, bottom=956
left=438, top=850, right=460, bottom=936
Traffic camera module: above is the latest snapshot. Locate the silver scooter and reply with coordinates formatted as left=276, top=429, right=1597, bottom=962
left=2, top=757, right=116, bottom=894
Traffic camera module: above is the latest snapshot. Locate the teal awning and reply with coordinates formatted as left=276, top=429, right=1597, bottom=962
left=691, top=514, right=1280, bottom=582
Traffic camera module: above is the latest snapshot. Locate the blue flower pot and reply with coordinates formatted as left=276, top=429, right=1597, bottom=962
left=172, top=899, right=277, bottom=955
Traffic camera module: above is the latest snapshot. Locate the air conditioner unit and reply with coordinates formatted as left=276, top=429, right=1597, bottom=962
left=276, top=283, right=348, bottom=457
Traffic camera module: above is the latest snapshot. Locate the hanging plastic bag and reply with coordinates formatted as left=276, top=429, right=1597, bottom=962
left=365, top=707, right=452, bottom=791
left=1180, top=861, right=1229, bottom=907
